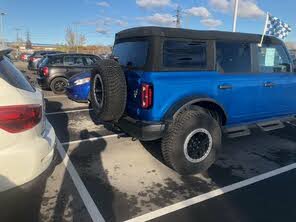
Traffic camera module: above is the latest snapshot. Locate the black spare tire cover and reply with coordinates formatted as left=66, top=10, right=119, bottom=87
left=90, top=59, right=127, bottom=122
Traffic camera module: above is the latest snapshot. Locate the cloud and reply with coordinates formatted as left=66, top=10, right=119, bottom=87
left=115, top=20, right=128, bottom=27
left=136, top=0, right=172, bottom=8
left=201, top=18, right=223, bottom=28
left=184, top=7, right=211, bottom=18
left=209, top=0, right=230, bottom=13
left=96, top=28, right=108, bottom=34
left=209, top=0, right=265, bottom=18
left=96, top=1, right=110, bottom=7
left=143, top=13, right=175, bottom=26
left=236, top=0, right=265, bottom=18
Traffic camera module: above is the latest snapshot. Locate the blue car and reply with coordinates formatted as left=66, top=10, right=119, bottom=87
left=90, top=27, right=296, bottom=175
left=66, top=72, right=91, bottom=103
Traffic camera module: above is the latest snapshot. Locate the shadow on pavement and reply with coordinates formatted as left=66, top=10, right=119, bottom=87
left=0, top=160, right=57, bottom=222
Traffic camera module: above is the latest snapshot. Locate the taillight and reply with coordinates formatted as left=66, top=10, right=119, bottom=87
left=0, top=104, right=42, bottom=133
left=30, top=57, right=37, bottom=62
left=42, top=67, right=49, bottom=76
left=141, top=83, right=153, bottom=109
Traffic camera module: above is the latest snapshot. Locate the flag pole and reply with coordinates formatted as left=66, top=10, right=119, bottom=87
left=259, top=12, right=269, bottom=47
left=232, top=0, right=239, bottom=32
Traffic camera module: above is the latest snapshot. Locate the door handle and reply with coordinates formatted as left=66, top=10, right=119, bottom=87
left=218, top=84, right=232, bottom=90
left=264, top=82, right=275, bottom=88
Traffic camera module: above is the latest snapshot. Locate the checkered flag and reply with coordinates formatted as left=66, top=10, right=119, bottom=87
left=265, top=14, right=292, bottom=40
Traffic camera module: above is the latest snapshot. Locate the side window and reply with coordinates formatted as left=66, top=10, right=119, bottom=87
left=84, top=56, right=97, bottom=66
left=258, top=45, right=291, bottom=73
left=48, top=57, right=63, bottom=66
left=64, top=56, right=84, bottom=66
left=163, top=40, right=207, bottom=68
left=216, top=42, right=251, bottom=73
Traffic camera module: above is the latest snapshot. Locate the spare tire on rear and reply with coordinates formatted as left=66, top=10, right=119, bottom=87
left=90, top=59, right=127, bottom=122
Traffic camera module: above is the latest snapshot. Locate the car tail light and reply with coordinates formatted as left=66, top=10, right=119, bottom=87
left=42, top=67, right=49, bottom=76
left=0, top=104, right=42, bottom=133
left=141, top=83, right=153, bottom=109
left=30, top=57, right=37, bottom=62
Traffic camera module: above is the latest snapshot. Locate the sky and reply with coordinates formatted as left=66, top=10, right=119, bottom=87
left=1, top=0, right=295, bottom=45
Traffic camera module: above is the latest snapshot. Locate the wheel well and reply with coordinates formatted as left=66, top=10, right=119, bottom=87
left=191, top=101, right=227, bottom=125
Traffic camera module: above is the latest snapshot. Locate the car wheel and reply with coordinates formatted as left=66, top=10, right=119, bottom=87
left=90, top=59, right=127, bottom=122
left=161, top=108, right=222, bottom=175
left=50, top=77, right=68, bottom=94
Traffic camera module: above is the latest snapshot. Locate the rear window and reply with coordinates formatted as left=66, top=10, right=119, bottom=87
left=112, top=41, right=148, bottom=68
left=0, top=57, right=35, bottom=92
left=163, top=40, right=207, bottom=69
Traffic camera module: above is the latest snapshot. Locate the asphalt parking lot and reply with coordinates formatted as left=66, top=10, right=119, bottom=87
left=2, top=61, right=296, bottom=222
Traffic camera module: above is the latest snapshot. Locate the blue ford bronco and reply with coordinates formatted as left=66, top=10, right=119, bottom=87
left=90, top=27, right=295, bottom=175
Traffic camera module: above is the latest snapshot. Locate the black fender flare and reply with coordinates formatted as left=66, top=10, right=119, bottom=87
left=163, top=95, right=228, bottom=124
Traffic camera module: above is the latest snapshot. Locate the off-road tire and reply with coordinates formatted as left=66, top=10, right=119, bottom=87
left=161, top=108, right=222, bottom=175
left=90, top=59, right=127, bottom=122
left=50, top=77, right=68, bottom=95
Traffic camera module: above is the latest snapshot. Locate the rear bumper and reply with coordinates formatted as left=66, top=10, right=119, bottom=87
left=0, top=120, right=56, bottom=193
left=117, top=116, right=166, bottom=141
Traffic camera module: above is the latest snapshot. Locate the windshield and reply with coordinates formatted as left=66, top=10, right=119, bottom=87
left=112, top=41, right=148, bottom=68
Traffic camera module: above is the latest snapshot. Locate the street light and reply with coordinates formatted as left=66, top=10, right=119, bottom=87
left=0, top=12, right=7, bottom=48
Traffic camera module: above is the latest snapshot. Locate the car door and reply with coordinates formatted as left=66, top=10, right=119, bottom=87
left=215, top=41, right=262, bottom=125
left=64, top=56, right=86, bottom=78
left=255, top=43, right=296, bottom=118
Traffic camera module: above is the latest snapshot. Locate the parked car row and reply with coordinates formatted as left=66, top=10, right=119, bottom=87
left=37, top=53, right=101, bottom=94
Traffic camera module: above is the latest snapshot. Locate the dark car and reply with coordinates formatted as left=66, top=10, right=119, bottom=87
left=28, top=51, right=63, bottom=71
left=37, top=53, right=101, bottom=94
left=90, top=26, right=296, bottom=175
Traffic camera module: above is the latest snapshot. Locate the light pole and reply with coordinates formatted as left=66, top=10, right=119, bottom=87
left=232, top=0, right=239, bottom=32
left=0, top=12, right=7, bottom=48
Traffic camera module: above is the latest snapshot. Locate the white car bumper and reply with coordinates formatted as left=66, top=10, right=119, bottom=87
left=0, top=120, right=56, bottom=192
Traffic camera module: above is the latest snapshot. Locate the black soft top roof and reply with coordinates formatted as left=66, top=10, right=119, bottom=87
left=116, top=26, right=282, bottom=45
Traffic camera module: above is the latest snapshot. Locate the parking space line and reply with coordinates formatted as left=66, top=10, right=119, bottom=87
left=124, top=162, right=296, bottom=222
left=46, top=108, right=93, bottom=116
left=61, top=133, right=126, bottom=146
left=44, top=95, right=68, bottom=99
left=56, top=140, right=105, bottom=222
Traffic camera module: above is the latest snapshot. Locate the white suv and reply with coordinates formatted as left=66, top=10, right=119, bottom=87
left=0, top=50, right=56, bottom=192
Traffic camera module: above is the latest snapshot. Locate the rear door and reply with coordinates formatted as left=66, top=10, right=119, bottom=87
left=215, top=41, right=262, bottom=125
left=63, top=56, right=86, bottom=78
left=255, top=44, right=296, bottom=118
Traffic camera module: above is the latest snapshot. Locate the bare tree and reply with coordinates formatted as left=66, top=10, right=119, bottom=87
left=65, top=27, right=76, bottom=47
left=78, top=34, right=86, bottom=46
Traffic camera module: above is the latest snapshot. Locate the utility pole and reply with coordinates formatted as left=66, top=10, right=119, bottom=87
left=0, top=12, right=7, bottom=48
left=232, top=0, right=239, bottom=32
left=14, top=28, right=21, bottom=57
left=175, top=6, right=181, bottom=28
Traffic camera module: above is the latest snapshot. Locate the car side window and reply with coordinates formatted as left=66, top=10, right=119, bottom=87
left=48, top=57, right=63, bottom=66
left=163, top=40, right=207, bottom=69
left=84, top=56, right=97, bottom=66
left=258, top=44, right=291, bottom=73
left=64, top=56, right=84, bottom=66
left=216, top=42, right=251, bottom=73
